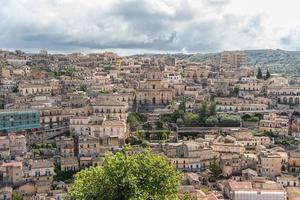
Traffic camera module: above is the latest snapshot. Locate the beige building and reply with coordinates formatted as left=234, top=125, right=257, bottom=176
left=166, top=141, right=218, bottom=172
left=220, top=153, right=250, bottom=177
left=278, top=86, right=300, bottom=105
left=136, top=68, right=173, bottom=106
left=220, top=51, right=246, bottom=68
left=212, top=78, right=237, bottom=96
left=0, top=186, right=12, bottom=200
left=234, top=131, right=272, bottom=150
left=78, top=136, right=103, bottom=157
left=184, top=65, right=210, bottom=83
left=211, top=143, right=246, bottom=154
left=0, top=134, right=26, bottom=158
left=69, top=116, right=127, bottom=143
left=28, top=159, right=55, bottom=182
left=276, top=175, right=298, bottom=187
left=56, top=136, right=75, bottom=157
left=212, top=136, right=246, bottom=154
left=0, top=161, right=23, bottom=184
left=259, top=113, right=289, bottom=136
left=60, top=156, right=79, bottom=171
left=40, top=107, right=67, bottom=129
left=19, top=82, right=58, bottom=96
left=224, top=180, right=286, bottom=200
left=215, top=96, right=271, bottom=112
left=289, top=151, right=300, bottom=173
left=91, top=99, right=128, bottom=120
left=9, top=134, right=26, bottom=157
left=0, top=136, right=10, bottom=159
left=258, top=151, right=282, bottom=178
left=239, top=81, right=263, bottom=97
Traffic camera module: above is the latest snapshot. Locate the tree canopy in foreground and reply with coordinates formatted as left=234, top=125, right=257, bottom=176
left=69, top=149, right=182, bottom=200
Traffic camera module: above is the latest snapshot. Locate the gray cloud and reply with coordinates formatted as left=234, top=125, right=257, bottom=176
left=279, top=32, right=300, bottom=51
left=202, top=0, right=231, bottom=7
left=0, top=0, right=282, bottom=53
left=280, top=36, right=291, bottom=46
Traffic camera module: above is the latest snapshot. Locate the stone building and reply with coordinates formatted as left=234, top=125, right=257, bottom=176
left=258, top=151, right=282, bottom=178
left=69, top=116, right=127, bottom=142
left=60, top=157, right=79, bottom=171
left=136, top=68, right=173, bottom=108
left=55, top=136, right=75, bottom=157
left=259, top=113, right=289, bottom=136
left=0, top=161, right=23, bottom=184
left=27, top=159, right=55, bottom=183
left=220, top=51, right=246, bottom=68
left=91, top=99, right=128, bottom=120
left=40, top=107, right=67, bottom=129
left=289, top=150, right=300, bottom=173
left=224, top=180, right=286, bottom=200
left=165, top=141, right=218, bottom=172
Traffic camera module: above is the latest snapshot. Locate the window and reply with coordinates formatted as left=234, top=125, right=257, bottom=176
left=35, top=171, right=41, bottom=176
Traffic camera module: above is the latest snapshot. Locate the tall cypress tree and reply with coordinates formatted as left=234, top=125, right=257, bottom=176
left=256, top=67, right=263, bottom=79
left=265, top=69, right=271, bottom=79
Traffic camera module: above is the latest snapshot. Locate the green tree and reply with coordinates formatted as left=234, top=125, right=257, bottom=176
left=155, top=121, right=164, bottom=129
left=161, top=130, right=170, bottom=140
left=171, top=110, right=184, bottom=123
left=127, top=113, right=141, bottom=131
left=178, top=102, right=186, bottom=112
left=208, top=102, right=216, bottom=116
left=198, top=101, right=216, bottom=118
left=199, top=101, right=208, bottom=117
left=183, top=112, right=199, bottom=126
left=242, top=114, right=251, bottom=121
left=256, top=67, right=263, bottom=79
left=265, top=69, right=271, bottom=79
left=205, top=116, right=219, bottom=127
left=209, top=157, right=222, bottom=179
left=135, top=131, right=146, bottom=140
left=219, top=114, right=241, bottom=127
left=69, top=150, right=182, bottom=200
left=180, top=193, right=192, bottom=200
left=12, top=191, right=23, bottom=200
left=254, top=113, right=263, bottom=120
left=141, top=140, right=150, bottom=148
left=176, top=118, right=184, bottom=127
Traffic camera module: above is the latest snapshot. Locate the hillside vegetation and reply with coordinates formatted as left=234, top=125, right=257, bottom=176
left=176, top=49, right=300, bottom=75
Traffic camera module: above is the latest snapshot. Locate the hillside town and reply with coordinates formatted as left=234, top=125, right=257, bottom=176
left=1, top=49, right=300, bottom=200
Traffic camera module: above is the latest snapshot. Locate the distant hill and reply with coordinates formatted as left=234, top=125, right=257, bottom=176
left=175, top=49, right=300, bottom=75
left=245, top=49, right=300, bottom=75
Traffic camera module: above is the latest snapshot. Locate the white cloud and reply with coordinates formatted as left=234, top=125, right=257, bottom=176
left=0, top=0, right=299, bottom=54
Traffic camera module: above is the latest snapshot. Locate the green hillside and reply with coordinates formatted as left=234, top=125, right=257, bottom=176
left=245, top=49, right=300, bottom=75
left=176, top=49, right=300, bottom=75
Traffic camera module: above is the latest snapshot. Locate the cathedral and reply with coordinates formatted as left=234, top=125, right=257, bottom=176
left=136, top=68, right=173, bottom=110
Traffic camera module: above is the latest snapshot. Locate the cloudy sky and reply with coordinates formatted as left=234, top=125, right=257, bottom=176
left=0, top=0, right=300, bottom=55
